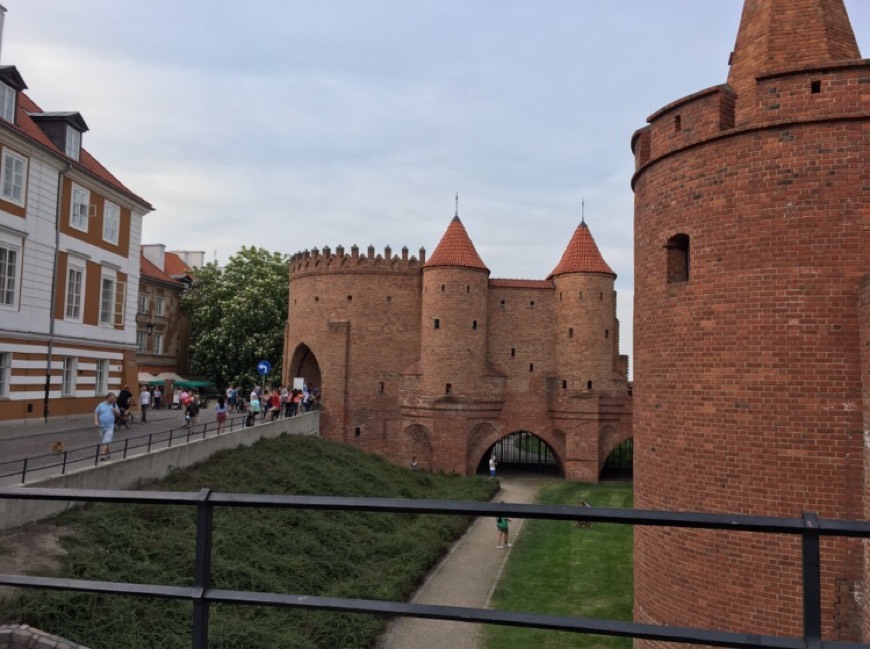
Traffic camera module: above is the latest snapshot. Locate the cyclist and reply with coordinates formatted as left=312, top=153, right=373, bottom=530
left=116, top=384, right=135, bottom=426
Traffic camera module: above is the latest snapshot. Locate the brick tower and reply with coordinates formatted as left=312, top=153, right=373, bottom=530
left=632, top=0, right=867, bottom=642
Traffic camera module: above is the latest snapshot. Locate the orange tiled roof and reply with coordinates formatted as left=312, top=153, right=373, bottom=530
left=489, top=278, right=554, bottom=289
left=163, top=251, right=192, bottom=277
left=14, top=93, right=151, bottom=208
left=424, top=216, right=488, bottom=271
left=140, top=254, right=185, bottom=286
left=548, top=222, right=615, bottom=279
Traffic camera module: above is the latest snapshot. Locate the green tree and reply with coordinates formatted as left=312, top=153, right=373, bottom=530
left=182, top=246, right=288, bottom=389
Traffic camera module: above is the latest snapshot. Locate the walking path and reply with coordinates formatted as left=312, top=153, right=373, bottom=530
left=377, top=475, right=555, bottom=649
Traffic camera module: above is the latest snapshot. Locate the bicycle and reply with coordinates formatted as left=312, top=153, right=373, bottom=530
left=114, top=406, right=135, bottom=432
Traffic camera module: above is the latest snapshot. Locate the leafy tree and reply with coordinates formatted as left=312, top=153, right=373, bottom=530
left=182, top=246, right=288, bottom=389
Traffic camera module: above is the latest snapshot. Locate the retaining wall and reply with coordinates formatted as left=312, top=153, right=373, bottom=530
left=0, top=412, right=319, bottom=531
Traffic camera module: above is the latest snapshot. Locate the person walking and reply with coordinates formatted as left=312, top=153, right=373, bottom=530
left=495, top=510, right=512, bottom=549
left=489, top=456, right=497, bottom=478
left=139, top=385, right=151, bottom=423
left=215, top=396, right=228, bottom=434
left=153, top=386, right=162, bottom=411
left=94, top=392, right=120, bottom=461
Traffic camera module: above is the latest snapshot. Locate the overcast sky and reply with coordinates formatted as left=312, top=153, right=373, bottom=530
left=3, top=1, right=868, bottom=368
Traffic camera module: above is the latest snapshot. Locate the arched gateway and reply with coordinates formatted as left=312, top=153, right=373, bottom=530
left=475, top=430, right=562, bottom=476
left=287, top=343, right=322, bottom=389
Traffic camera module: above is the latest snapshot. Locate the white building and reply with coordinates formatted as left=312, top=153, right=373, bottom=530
left=0, top=11, right=152, bottom=422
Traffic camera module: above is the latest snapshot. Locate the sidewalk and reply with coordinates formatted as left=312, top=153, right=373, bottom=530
left=377, top=475, right=554, bottom=649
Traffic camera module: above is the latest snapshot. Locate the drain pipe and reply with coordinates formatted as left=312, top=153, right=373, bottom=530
left=44, top=161, right=73, bottom=422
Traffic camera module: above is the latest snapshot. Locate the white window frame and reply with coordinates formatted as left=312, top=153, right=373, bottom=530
left=0, top=82, right=15, bottom=123
left=136, top=330, right=147, bottom=353
left=102, top=200, right=120, bottom=245
left=95, top=359, right=109, bottom=395
left=0, top=239, right=21, bottom=310
left=155, top=296, right=165, bottom=317
left=0, top=351, right=10, bottom=397
left=1, top=148, right=26, bottom=206
left=138, top=292, right=148, bottom=314
left=70, top=184, right=89, bottom=232
left=65, top=261, right=85, bottom=322
left=99, top=273, right=116, bottom=326
left=62, top=356, right=77, bottom=396
left=153, top=332, right=164, bottom=355
left=65, top=127, right=81, bottom=161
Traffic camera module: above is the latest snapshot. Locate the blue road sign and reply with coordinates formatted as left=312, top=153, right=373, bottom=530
left=257, top=360, right=272, bottom=376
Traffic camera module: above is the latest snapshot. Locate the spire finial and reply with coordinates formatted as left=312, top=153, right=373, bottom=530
left=581, top=197, right=585, bottom=226
left=455, top=192, right=459, bottom=218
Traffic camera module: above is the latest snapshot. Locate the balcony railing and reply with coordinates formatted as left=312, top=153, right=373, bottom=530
left=0, top=488, right=868, bottom=649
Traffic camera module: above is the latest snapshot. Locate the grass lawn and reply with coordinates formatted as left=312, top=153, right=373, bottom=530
left=484, top=481, right=633, bottom=649
left=1, top=434, right=499, bottom=649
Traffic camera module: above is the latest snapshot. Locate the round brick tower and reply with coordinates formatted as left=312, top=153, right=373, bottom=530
left=549, top=220, right=618, bottom=394
left=419, top=215, right=491, bottom=397
left=632, top=0, right=867, bottom=643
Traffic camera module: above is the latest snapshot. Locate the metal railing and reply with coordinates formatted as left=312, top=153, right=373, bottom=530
left=1, top=488, right=868, bottom=649
left=0, top=414, right=250, bottom=484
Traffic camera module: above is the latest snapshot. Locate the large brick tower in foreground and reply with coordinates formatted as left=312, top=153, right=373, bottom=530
left=632, top=0, right=867, bottom=642
left=284, top=215, right=631, bottom=480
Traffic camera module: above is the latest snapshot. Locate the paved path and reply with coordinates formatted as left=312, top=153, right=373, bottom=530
left=377, top=475, right=555, bottom=649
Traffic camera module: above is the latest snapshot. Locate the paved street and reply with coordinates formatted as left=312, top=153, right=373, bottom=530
left=0, top=404, right=250, bottom=486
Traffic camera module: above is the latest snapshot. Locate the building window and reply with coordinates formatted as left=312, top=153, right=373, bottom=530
left=0, top=83, right=15, bottom=123
left=445, top=383, right=452, bottom=394
left=70, top=184, right=90, bottom=232
left=562, top=380, right=568, bottom=389
left=153, top=332, right=164, bottom=355
left=65, top=127, right=81, bottom=161
left=378, top=382, right=384, bottom=393
left=1, top=148, right=26, bottom=205
left=155, top=297, right=165, bottom=316
left=136, top=330, right=147, bottom=353
left=102, top=201, right=120, bottom=244
left=511, top=347, right=516, bottom=358
left=434, top=319, right=440, bottom=329
left=569, top=327, right=574, bottom=338
left=0, top=243, right=19, bottom=308
left=0, top=351, right=10, bottom=397
left=95, top=359, right=109, bottom=395
left=62, top=357, right=77, bottom=396
left=472, top=320, right=477, bottom=330
left=666, top=233, right=690, bottom=283
left=138, top=293, right=148, bottom=314
left=65, top=265, right=84, bottom=321
left=529, top=363, right=534, bottom=373
left=100, top=276, right=115, bottom=325
left=587, top=381, right=593, bottom=390
left=605, top=329, right=610, bottom=339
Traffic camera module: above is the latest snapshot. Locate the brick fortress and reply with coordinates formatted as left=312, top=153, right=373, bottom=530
left=283, top=214, right=631, bottom=480
left=632, top=0, right=868, bottom=643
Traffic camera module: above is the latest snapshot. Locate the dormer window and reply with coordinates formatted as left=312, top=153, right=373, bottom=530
left=65, top=127, right=81, bottom=161
left=0, top=83, right=15, bottom=123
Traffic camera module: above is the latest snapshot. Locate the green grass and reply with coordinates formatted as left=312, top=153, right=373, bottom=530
left=1, top=434, right=499, bottom=649
left=484, top=481, right=633, bottom=649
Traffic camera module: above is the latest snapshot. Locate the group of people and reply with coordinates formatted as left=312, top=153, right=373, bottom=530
left=224, top=384, right=320, bottom=426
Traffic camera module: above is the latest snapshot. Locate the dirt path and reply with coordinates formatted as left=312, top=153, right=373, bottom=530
left=376, top=475, right=556, bottom=649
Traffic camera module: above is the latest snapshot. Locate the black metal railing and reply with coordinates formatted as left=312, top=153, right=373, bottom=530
left=1, top=488, right=868, bottom=649
left=0, top=414, right=251, bottom=484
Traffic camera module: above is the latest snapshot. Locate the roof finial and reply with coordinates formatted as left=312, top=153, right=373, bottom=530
left=581, top=197, right=585, bottom=226
left=455, top=192, right=459, bottom=218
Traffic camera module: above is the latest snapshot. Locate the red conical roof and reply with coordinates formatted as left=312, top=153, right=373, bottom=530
left=424, top=216, right=489, bottom=271
left=727, top=0, right=860, bottom=122
left=548, top=221, right=615, bottom=279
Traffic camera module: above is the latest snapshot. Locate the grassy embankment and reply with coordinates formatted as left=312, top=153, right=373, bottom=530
left=485, top=481, right=634, bottom=649
left=1, top=434, right=499, bottom=649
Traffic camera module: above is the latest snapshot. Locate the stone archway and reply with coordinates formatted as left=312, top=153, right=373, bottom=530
left=599, top=423, right=632, bottom=480
left=474, top=429, right=563, bottom=477
left=288, top=343, right=322, bottom=390
left=404, top=423, right=434, bottom=470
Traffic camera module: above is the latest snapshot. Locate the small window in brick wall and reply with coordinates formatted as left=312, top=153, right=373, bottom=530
left=472, top=320, right=478, bottom=330
left=811, top=80, right=821, bottom=94
left=666, top=233, right=690, bottom=283
left=587, top=381, right=593, bottom=390
left=354, top=427, right=361, bottom=437
left=434, top=319, right=440, bottom=329
left=569, top=327, right=574, bottom=338
left=579, top=291, right=583, bottom=301
left=441, top=284, right=445, bottom=292
left=445, top=383, right=452, bottom=394
left=511, top=348, right=516, bottom=358
left=562, top=380, right=567, bottom=389
left=315, top=296, right=319, bottom=302
left=466, top=285, right=470, bottom=293
left=529, top=363, right=534, bottom=373
left=500, top=299, right=506, bottom=306
left=605, top=329, right=609, bottom=339
left=378, top=382, right=384, bottom=393
left=530, top=301, right=535, bottom=307
left=674, top=115, right=682, bottom=132
left=347, top=295, right=352, bottom=302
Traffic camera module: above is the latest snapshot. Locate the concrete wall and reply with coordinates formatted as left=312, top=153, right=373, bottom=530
left=0, top=412, right=319, bottom=531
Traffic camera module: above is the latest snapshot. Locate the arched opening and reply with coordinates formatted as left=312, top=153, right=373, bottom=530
left=476, top=431, right=562, bottom=476
left=666, top=233, right=690, bottom=283
left=600, top=438, right=633, bottom=481
left=288, top=343, right=322, bottom=392
left=405, top=423, right=433, bottom=470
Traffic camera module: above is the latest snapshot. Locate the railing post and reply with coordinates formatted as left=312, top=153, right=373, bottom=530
left=94, top=444, right=101, bottom=466
left=61, top=451, right=67, bottom=475
left=802, top=512, right=822, bottom=649
left=123, top=438, right=129, bottom=460
left=20, top=458, right=27, bottom=483
left=192, top=487, right=213, bottom=649
left=147, top=433, right=153, bottom=453
left=169, top=429, right=173, bottom=448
